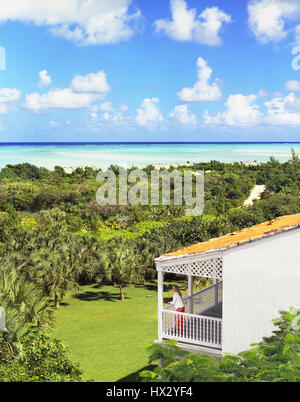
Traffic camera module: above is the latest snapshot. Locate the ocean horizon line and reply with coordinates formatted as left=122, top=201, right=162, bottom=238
left=0, top=142, right=300, bottom=146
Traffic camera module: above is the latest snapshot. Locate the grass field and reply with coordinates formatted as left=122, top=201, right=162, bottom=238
left=54, top=281, right=184, bottom=382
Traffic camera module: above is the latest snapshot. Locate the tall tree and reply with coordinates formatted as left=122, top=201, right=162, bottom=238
left=0, top=269, right=53, bottom=342
left=28, top=243, right=82, bottom=308
left=105, top=238, right=143, bottom=301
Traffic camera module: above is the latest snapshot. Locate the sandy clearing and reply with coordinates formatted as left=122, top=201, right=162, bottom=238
left=244, top=184, right=266, bottom=206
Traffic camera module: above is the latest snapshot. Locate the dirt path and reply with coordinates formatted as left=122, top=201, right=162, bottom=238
left=244, top=185, right=266, bottom=206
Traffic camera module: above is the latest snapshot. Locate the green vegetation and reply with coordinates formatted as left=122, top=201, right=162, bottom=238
left=0, top=270, right=84, bottom=382
left=141, top=308, right=300, bottom=382
left=0, top=332, right=84, bottom=382
left=0, top=152, right=300, bottom=381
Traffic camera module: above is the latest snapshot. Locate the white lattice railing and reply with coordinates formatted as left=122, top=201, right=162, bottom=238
left=165, top=281, right=223, bottom=315
left=162, top=310, right=222, bottom=348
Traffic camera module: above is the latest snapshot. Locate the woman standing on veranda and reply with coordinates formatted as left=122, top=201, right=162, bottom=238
left=168, top=285, right=185, bottom=333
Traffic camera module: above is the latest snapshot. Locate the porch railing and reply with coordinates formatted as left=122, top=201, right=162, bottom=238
left=162, top=310, right=222, bottom=348
left=162, top=281, right=223, bottom=348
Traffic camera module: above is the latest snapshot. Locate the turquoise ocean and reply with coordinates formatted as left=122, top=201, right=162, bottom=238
left=0, top=143, right=299, bottom=170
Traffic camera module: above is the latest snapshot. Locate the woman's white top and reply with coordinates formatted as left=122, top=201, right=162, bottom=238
left=170, top=292, right=184, bottom=310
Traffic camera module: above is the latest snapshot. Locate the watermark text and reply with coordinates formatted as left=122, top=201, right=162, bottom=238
left=96, top=168, right=204, bottom=217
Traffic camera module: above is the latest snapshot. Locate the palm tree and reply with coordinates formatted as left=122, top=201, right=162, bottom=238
left=134, top=238, right=157, bottom=279
left=17, top=231, right=106, bottom=308
left=0, top=269, right=53, bottom=342
left=291, top=148, right=300, bottom=165
left=105, top=238, right=142, bottom=301
left=75, top=236, right=107, bottom=283
left=28, top=244, right=82, bottom=308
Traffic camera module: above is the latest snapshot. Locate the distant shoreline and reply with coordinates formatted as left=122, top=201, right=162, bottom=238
left=61, top=161, right=262, bottom=173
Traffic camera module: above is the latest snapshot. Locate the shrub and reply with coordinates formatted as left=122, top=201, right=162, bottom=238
left=140, top=308, right=300, bottom=382
left=0, top=333, right=86, bottom=382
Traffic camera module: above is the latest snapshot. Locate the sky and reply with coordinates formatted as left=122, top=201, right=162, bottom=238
left=1, top=0, right=300, bottom=142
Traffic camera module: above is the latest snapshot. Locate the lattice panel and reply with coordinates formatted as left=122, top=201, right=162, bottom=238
left=161, top=257, right=222, bottom=279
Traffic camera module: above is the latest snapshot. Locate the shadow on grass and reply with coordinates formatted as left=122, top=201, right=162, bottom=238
left=142, top=283, right=157, bottom=292
left=143, top=282, right=177, bottom=293
left=117, top=365, right=156, bottom=382
left=92, top=283, right=104, bottom=289
left=73, top=290, right=124, bottom=302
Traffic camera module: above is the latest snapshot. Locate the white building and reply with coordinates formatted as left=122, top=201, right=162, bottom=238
left=155, top=213, right=300, bottom=357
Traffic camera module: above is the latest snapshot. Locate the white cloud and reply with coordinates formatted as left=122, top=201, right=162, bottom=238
left=49, top=120, right=58, bottom=127
left=24, top=88, right=96, bottom=111
left=100, top=101, right=114, bottom=112
left=204, top=94, right=263, bottom=127
left=91, top=102, right=128, bottom=115
left=257, top=89, right=283, bottom=98
left=90, top=112, right=98, bottom=122
left=24, top=69, right=110, bottom=111
left=71, top=70, right=110, bottom=95
left=89, top=100, right=128, bottom=126
left=0, top=88, right=21, bottom=103
left=136, top=98, right=163, bottom=128
left=0, top=104, right=9, bottom=114
left=120, top=104, right=129, bottom=112
left=248, top=0, right=300, bottom=43
left=0, top=0, right=142, bottom=45
left=286, top=80, right=300, bottom=91
left=106, top=112, right=125, bottom=123
left=264, top=92, right=300, bottom=125
left=89, top=109, right=126, bottom=128
left=39, top=70, right=51, bottom=88
left=154, top=0, right=231, bottom=45
left=204, top=91, right=300, bottom=127
left=295, top=24, right=300, bottom=43
left=178, top=57, right=222, bottom=102
left=92, top=101, right=115, bottom=113
left=257, top=89, right=270, bottom=98
left=169, top=105, right=197, bottom=127
left=0, top=88, right=21, bottom=114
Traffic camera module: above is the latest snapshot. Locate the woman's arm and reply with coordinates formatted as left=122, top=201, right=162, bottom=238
left=168, top=294, right=176, bottom=305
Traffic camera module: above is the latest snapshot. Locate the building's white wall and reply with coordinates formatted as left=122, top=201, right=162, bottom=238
left=222, top=228, right=300, bottom=354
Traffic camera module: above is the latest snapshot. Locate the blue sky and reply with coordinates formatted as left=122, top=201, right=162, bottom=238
left=1, top=0, right=300, bottom=142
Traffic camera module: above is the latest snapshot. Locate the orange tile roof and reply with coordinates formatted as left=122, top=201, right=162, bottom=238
left=163, top=213, right=300, bottom=257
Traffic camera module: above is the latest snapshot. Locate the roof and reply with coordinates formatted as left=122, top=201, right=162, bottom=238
left=162, top=213, right=300, bottom=258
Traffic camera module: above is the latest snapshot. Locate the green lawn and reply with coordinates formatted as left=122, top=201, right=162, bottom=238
left=54, top=281, right=182, bottom=382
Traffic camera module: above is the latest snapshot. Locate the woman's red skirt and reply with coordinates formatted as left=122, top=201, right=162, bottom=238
left=175, top=307, right=185, bottom=334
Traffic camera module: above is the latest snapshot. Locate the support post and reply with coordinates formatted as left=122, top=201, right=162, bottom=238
left=214, top=278, right=218, bottom=307
left=188, top=275, right=193, bottom=314
left=157, top=269, right=164, bottom=341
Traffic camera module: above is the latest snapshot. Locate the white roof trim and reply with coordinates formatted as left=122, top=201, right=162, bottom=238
left=156, top=250, right=223, bottom=266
